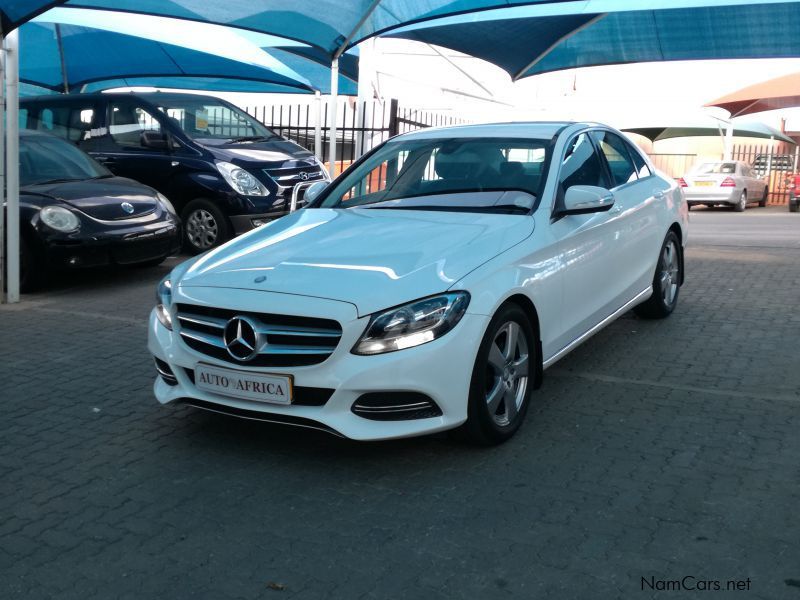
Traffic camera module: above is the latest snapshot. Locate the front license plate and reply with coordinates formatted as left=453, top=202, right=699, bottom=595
left=695, top=180, right=714, bottom=187
left=195, top=363, right=293, bottom=405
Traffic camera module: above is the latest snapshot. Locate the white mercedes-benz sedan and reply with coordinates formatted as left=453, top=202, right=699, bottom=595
left=149, top=122, right=688, bottom=444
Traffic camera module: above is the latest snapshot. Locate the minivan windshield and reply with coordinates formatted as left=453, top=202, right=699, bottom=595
left=21, top=134, right=110, bottom=187
left=317, top=137, right=550, bottom=213
left=151, top=97, right=279, bottom=143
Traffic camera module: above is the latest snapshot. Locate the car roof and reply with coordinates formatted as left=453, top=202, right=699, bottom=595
left=393, top=121, right=583, bottom=141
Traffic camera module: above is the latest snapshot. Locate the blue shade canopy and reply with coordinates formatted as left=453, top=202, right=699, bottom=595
left=390, top=0, right=800, bottom=79
left=59, top=0, right=579, bottom=54
left=81, top=77, right=319, bottom=94
left=263, top=47, right=358, bottom=94
left=20, top=21, right=316, bottom=93
left=0, top=0, right=61, bottom=31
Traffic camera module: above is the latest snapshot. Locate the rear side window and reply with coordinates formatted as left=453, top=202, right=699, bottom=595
left=591, top=130, right=637, bottom=187
left=559, top=132, right=609, bottom=191
left=33, top=104, right=96, bottom=142
left=628, top=144, right=652, bottom=178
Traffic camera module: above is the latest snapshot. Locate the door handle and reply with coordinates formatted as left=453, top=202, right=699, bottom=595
left=653, top=189, right=665, bottom=199
left=95, top=155, right=116, bottom=164
left=610, top=205, right=622, bottom=214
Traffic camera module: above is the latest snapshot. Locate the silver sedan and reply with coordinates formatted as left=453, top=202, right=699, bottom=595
left=680, top=161, right=768, bottom=212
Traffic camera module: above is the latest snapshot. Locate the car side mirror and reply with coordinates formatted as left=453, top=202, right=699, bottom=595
left=304, top=181, right=327, bottom=204
left=560, top=185, right=615, bottom=215
left=141, top=130, right=169, bottom=150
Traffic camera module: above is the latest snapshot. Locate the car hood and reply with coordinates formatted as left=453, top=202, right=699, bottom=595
left=178, top=208, right=534, bottom=316
left=23, top=177, right=158, bottom=220
left=202, top=138, right=315, bottom=165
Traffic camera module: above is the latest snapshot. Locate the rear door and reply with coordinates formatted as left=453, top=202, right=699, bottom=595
left=95, top=98, right=173, bottom=192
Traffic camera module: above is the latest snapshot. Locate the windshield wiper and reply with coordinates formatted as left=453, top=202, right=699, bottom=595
left=228, top=134, right=280, bottom=143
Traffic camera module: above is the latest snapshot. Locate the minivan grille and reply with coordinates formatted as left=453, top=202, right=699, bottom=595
left=264, top=165, right=325, bottom=189
left=175, top=303, right=342, bottom=367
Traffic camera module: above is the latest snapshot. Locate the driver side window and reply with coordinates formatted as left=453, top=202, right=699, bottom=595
left=559, top=133, right=609, bottom=191
left=109, top=102, right=162, bottom=149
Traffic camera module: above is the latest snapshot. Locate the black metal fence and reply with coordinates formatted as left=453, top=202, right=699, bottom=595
left=244, top=98, right=469, bottom=176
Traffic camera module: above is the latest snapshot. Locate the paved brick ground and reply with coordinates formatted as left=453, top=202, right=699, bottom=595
left=2, top=213, right=799, bottom=600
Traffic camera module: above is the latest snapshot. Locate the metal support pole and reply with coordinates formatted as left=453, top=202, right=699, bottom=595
left=328, top=57, right=339, bottom=177
left=314, top=90, right=322, bottom=162
left=723, top=122, right=734, bottom=161
left=0, top=32, right=5, bottom=302
left=5, top=30, right=19, bottom=303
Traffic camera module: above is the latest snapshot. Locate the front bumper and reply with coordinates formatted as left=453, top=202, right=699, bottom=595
left=147, top=290, right=489, bottom=441
left=44, top=220, right=181, bottom=269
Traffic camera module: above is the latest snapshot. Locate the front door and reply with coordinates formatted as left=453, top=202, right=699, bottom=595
left=95, top=99, right=173, bottom=193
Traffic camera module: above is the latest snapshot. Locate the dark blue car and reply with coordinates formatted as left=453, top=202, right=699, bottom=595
left=14, top=130, right=181, bottom=291
left=21, top=92, right=328, bottom=253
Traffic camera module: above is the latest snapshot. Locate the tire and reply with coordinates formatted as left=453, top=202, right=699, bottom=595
left=181, top=199, right=232, bottom=255
left=459, top=303, right=536, bottom=445
left=759, top=187, right=768, bottom=208
left=19, top=237, right=46, bottom=293
left=634, top=231, right=682, bottom=320
left=733, top=190, right=747, bottom=212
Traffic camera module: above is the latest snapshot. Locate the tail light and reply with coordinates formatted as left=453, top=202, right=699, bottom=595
left=677, top=177, right=688, bottom=188
left=720, top=177, right=736, bottom=187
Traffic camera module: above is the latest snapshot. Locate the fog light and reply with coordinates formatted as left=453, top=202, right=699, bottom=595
left=155, top=304, right=173, bottom=330
left=251, top=218, right=271, bottom=228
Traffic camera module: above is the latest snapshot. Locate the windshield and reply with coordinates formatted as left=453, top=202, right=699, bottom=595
left=152, top=97, right=278, bottom=143
left=695, top=162, right=737, bottom=175
left=317, top=137, right=550, bottom=213
left=21, top=134, right=109, bottom=187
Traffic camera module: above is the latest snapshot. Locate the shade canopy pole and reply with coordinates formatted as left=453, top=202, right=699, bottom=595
left=724, top=122, right=734, bottom=160
left=328, top=58, right=339, bottom=176
left=5, top=29, right=19, bottom=303
left=314, top=90, right=322, bottom=162
left=0, top=31, right=5, bottom=302
left=55, top=23, right=69, bottom=94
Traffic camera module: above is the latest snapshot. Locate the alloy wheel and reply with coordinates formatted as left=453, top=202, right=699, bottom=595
left=660, top=240, right=680, bottom=306
left=485, top=321, right=529, bottom=427
left=186, top=208, right=219, bottom=250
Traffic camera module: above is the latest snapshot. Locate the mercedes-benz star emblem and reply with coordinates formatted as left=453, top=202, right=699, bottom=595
left=121, top=202, right=135, bottom=214
left=223, top=316, right=261, bottom=361
left=299, top=171, right=309, bottom=181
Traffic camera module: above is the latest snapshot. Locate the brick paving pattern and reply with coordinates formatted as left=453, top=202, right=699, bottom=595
left=1, top=217, right=799, bottom=599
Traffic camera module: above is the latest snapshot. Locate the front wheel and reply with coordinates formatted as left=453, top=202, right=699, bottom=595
left=634, top=231, right=683, bottom=320
left=182, top=199, right=232, bottom=255
left=759, top=187, right=768, bottom=208
left=460, top=303, right=536, bottom=445
left=733, top=190, right=747, bottom=212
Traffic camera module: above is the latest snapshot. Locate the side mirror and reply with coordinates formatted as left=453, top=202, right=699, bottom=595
left=304, top=181, right=327, bottom=204
left=560, top=185, right=615, bottom=215
left=141, top=130, right=169, bottom=150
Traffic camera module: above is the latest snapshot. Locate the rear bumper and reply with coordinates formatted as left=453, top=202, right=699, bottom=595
left=684, top=188, right=739, bottom=204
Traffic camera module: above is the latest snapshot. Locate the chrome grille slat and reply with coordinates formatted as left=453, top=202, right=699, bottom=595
left=175, top=303, right=342, bottom=367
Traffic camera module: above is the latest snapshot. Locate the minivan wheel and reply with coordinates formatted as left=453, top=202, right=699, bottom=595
left=634, top=231, right=682, bottom=320
left=182, top=199, right=231, bottom=254
left=459, top=303, right=536, bottom=445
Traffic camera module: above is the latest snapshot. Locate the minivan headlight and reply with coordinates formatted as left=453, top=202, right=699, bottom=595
left=40, top=205, right=80, bottom=232
left=155, top=276, right=173, bottom=330
left=352, top=292, right=470, bottom=355
left=216, top=161, right=269, bottom=196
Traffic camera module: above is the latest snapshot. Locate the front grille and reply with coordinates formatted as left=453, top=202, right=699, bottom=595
left=175, top=303, right=342, bottom=367
left=352, top=392, right=442, bottom=421
left=263, top=164, right=325, bottom=189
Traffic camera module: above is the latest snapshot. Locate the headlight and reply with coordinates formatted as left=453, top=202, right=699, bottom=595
left=156, top=192, right=177, bottom=215
left=314, top=157, right=331, bottom=181
left=155, top=276, right=172, bottom=330
left=40, top=206, right=80, bottom=232
left=352, top=292, right=470, bottom=355
left=216, top=161, right=269, bottom=196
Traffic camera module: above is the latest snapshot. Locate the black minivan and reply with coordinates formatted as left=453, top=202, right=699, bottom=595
left=21, top=92, right=329, bottom=253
